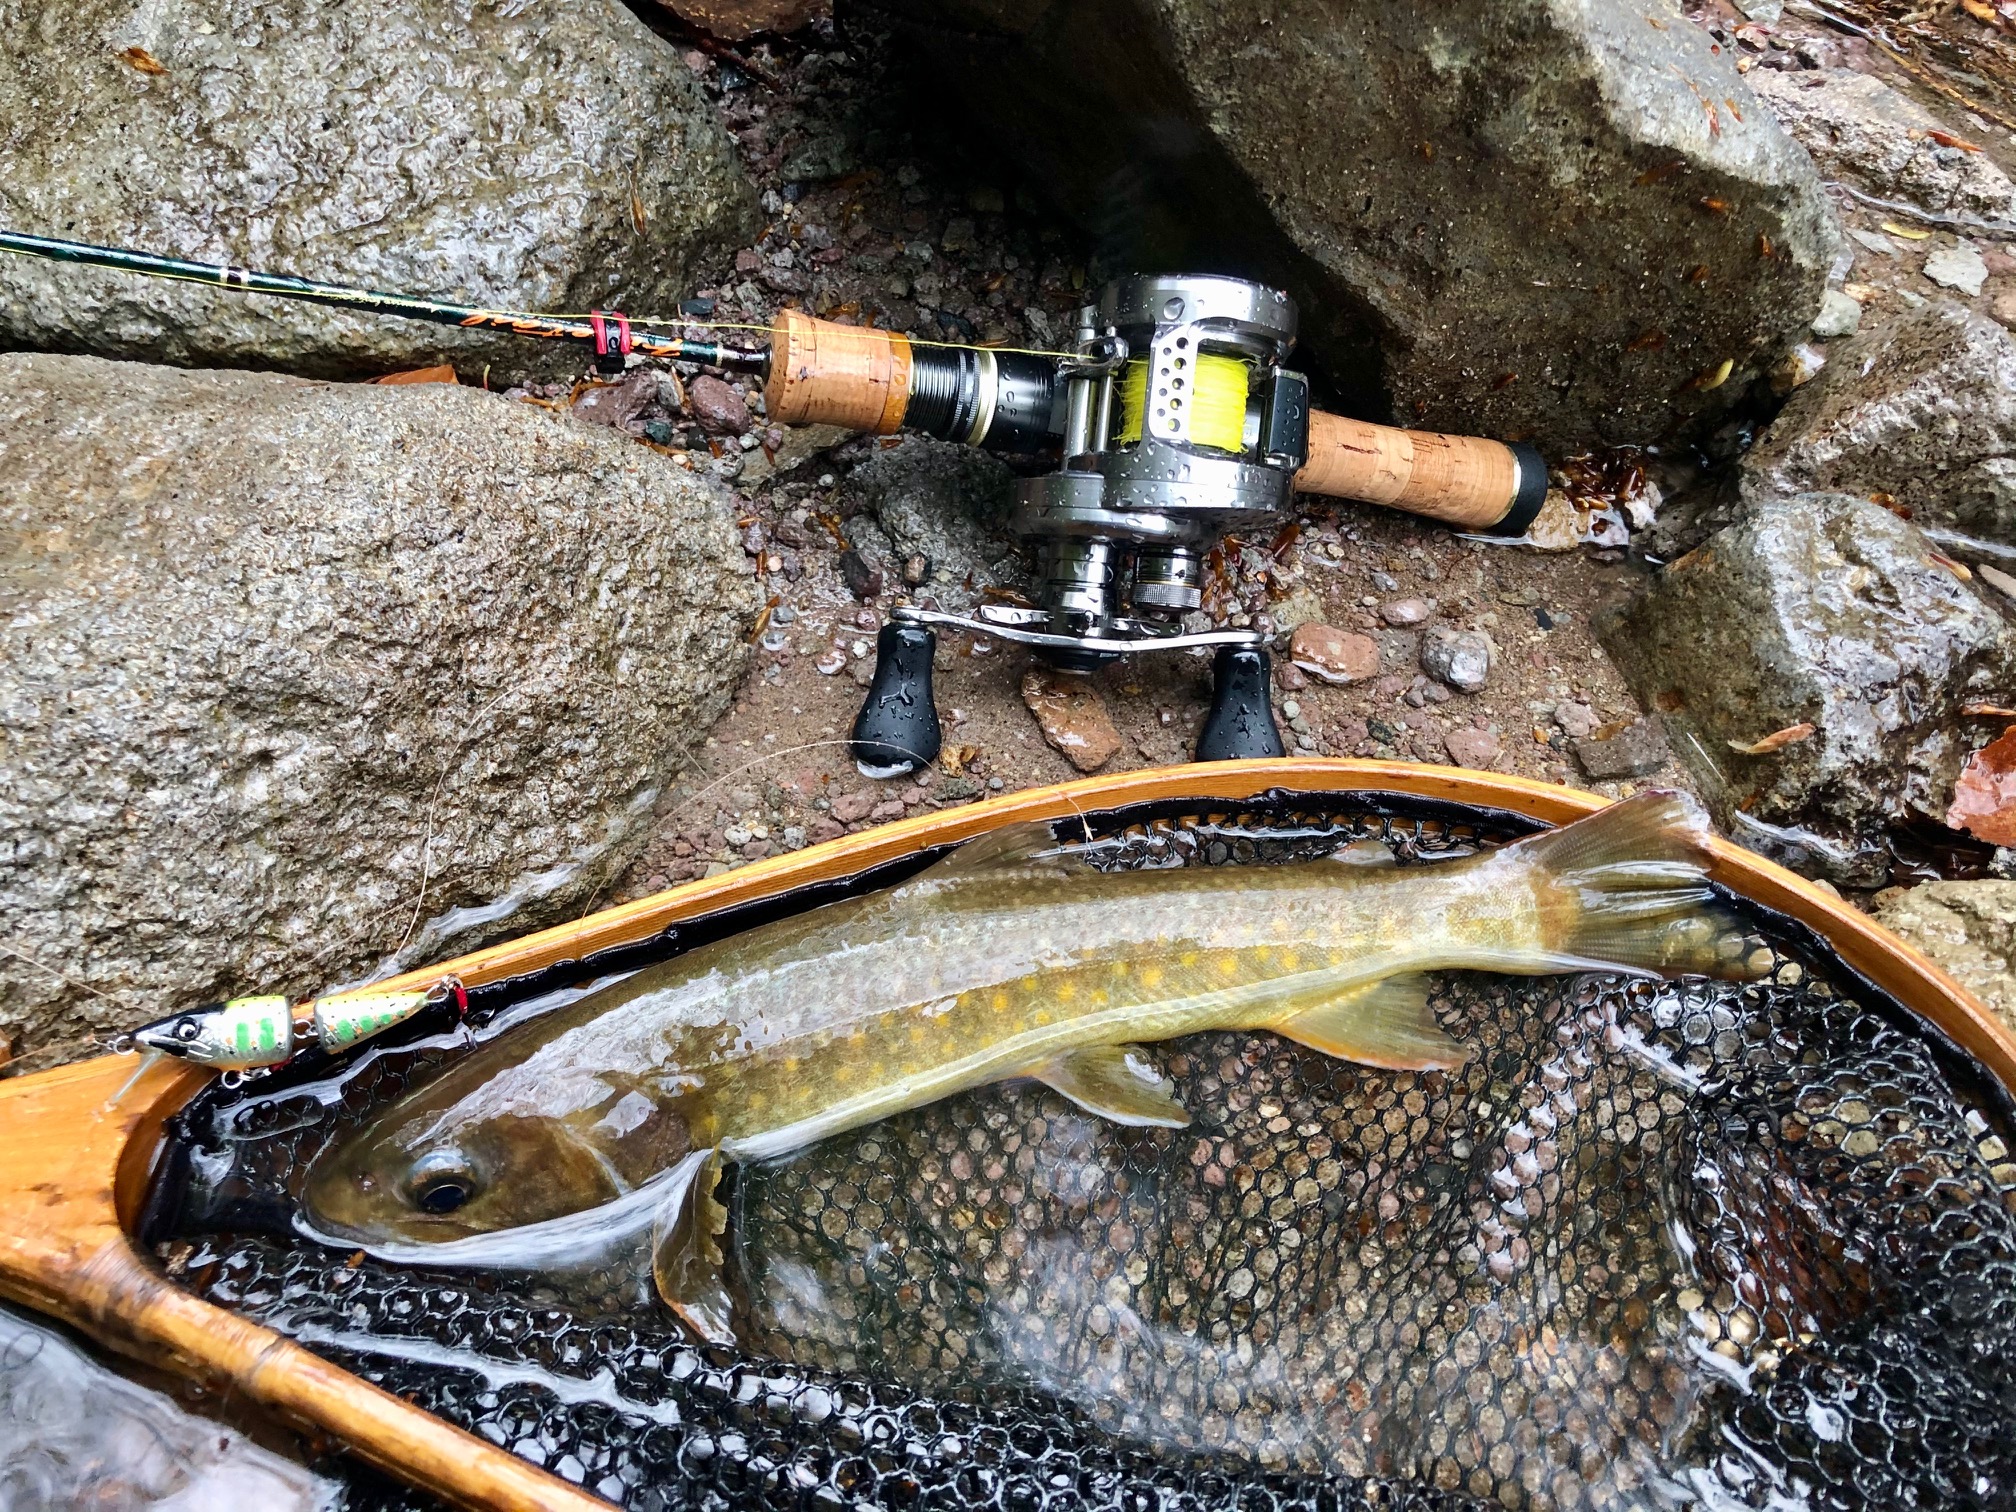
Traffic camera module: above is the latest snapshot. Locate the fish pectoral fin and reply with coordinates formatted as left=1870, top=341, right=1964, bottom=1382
left=1273, top=975, right=1470, bottom=1072
left=651, top=1148, right=736, bottom=1346
left=1025, top=1044, right=1190, bottom=1128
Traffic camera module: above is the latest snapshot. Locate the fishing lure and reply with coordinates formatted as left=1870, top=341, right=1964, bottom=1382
left=131, top=977, right=467, bottom=1079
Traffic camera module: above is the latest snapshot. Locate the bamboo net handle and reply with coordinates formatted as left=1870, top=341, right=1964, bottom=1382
left=763, top=310, right=912, bottom=432
left=1295, top=409, right=1547, bottom=535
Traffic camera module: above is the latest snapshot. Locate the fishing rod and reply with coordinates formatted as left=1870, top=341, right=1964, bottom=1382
left=6, top=233, right=1549, bottom=770
left=0, top=230, right=767, bottom=374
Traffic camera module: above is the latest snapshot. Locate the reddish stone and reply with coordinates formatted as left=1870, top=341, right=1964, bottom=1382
left=1288, top=623, right=1380, bottom=685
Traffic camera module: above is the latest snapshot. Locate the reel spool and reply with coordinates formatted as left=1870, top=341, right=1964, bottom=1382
left=767, top=273, right=1548, bottom=776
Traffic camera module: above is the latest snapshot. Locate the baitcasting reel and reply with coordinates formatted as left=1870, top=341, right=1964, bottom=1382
left=764, top=273, right=1548, bottom=775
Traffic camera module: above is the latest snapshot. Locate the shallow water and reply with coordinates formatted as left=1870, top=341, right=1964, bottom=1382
left=143, top=796, right=2016, bottom=1510
left=0, top=1300, right=337, bottom=1512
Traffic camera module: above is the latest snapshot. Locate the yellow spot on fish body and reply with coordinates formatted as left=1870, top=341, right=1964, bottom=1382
left=1279, top=949, right=1299, bottom=971
left=1180, top=951, right=1199, bottom=968
left=992, top=991, right=1009, bottom=1011
left=1218, top=954, right=1240, bottom=978
left=1056, top=980, right=1077, bottom=1002
left=1139, top=964, right=1164, bottom=989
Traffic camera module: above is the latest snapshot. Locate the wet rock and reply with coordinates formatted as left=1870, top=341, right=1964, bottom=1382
left=660, top=0, right=829, bottom=36
left=570, top=369, right=663, bottom=430
left=869, top=0, right=1838, bottom=451
left=688, top=376, right=753, bottom=435
left=1379, top=596, right=1432, bottom=627
left=1742, top=303, right=2016, bottom=544
left=1925, top=244, right=1990, bottom=299
left=1871, top=882, right=2016, bottom=1028
left=1419, top=627, right=1494, bottom=694
left=1522, top=491, right=1587, bottom=553
left=840, top=436, right=1021, bottom=611
left=1746, top=70, right=2016, bottom=219
left=838, top=549, right=885, bottom=601
left=0, top=0, right=757, bottom=380
left=1554, top=700, right=1598, bottom=740
left=0, top=354, right=757, bottom=1059
left=1811, top=289, right=1863, bottom=340
left=1288, top=623, right=1381, bottom=686
left=1601, top=492, right=2016, bottom=883
left=1573, top=720, right=1672, bottom=781
left=1442, top=727, right=1501, bottom=770
left=1021, top=671, right=1122, bottom=773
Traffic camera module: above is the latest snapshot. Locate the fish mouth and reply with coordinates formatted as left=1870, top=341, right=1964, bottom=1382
left=293, top=1159, right=698, bottom=1271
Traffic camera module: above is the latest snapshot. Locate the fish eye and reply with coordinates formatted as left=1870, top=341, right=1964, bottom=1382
left=405, top=1151, right=479, bottom=1216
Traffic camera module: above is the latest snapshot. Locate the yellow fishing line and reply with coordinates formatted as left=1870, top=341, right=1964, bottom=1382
left=1116, top=353, right=1249, bottom=452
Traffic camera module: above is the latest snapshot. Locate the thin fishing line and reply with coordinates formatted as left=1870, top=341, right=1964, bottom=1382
left=0, top=939, right=136, bottom=1011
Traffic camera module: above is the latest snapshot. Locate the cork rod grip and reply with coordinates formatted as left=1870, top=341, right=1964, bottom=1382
left=1295, top=410, right=1548, bottom=536
left=764, top=310, right=912, bottom=433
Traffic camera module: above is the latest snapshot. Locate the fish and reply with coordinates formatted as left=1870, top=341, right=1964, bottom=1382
left=300, top=789, right=1756, bottom=1345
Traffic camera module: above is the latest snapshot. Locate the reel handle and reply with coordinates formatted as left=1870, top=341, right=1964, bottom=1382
left=1296, top=411, right=1548, bottom=536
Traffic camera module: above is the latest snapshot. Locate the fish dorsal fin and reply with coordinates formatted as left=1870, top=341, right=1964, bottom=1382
left=1025, top=1044, right=1190, bottom=1128
left=1273, top=974, right=1470, bottom=1072
left=910, top=820, right=1092, bottom=889
left=651, top=1148, right=736, bottom=1345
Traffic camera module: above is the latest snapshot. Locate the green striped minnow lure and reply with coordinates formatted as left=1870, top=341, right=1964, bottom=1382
left=131, top=977, right=467, bottom=1074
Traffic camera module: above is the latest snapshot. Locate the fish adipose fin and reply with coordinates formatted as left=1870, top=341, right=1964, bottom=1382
left=1027, top=1044, right=1190, bottom=1127
left=1517, top=789, right=1758, bottom=979
left=652, top=1148, right=736, bottom=1346
left=1274, top=975, right=1469, bottom=1071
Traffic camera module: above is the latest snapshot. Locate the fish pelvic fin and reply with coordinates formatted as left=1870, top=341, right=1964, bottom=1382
left=1273, top=975, right=1470, bottom=1072
left=1025, top=1045, right=1190, bottom=1128
left=1514, top=789, right=1760, bottom=980
left=652, top=1148, right=736, bottom=1346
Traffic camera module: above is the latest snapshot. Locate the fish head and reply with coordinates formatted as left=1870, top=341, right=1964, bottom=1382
left=301, top=1077, right=633, bottom=1245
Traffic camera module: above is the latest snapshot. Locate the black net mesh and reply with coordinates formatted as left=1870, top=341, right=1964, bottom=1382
left=145, top=797, right=2016, bottom=1511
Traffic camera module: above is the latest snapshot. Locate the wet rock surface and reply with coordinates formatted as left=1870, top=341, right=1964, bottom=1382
left=1743, top=302, right=2016, bottom=545
left=1873, top=881, right=2016, bottom=1029
left=0, top=354, right=757, bottom=1059
left=0, top=0, right=757, bottom=379
left=865, top=0, right=1839, bottom=451
left=1601, top=492, right=2016, bottom=884
left=840, top=436, right=1022, bottom=612
left=1747, top=68, right=2016, bottom=218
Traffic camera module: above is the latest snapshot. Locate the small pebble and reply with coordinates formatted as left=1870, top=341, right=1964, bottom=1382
left=1381, top=596, right=1432, bottom=626
left=1420, top=627, right=1494, bottom=693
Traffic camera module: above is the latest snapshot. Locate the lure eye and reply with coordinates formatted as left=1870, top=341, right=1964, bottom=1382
left=174, top=1019, right=202, bottom=1042
left=405, top=1151, right=479, bottom=1216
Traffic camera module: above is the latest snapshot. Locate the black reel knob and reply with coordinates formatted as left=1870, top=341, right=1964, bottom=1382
left=1195, top=646, right=1286, bottom=762
left=850, top=623, right=943, bottom=777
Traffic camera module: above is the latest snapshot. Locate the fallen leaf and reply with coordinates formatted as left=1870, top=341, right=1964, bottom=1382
left=1926, top=550, right=1973, bottom=582
left=1727, top=721, right=1816, bottom=756
left=630, top=190, right=649, bottom=235
left=1635, top=160, right=1687, bottom=186
left=1965, top=704, right=2016, bottom=717
left=1625, top=328, right=1667, bottom=352
left=1960, top=0, right=2009, bottom=28
left=1948, top=727, right=2016, bottom=846
left=1924, top=129, right=1984, bottom=152
left=1698, top=196, right=1732, bottom=216
left=117, top=45, right=167, bottom=74
left=372, top=364, right=458, bottom=386
left=1881, top=220, right=1933, bottom=241
left=939, top=743, right=978, bottom=775
left=1591, top=716, right=1636, bottom=742
left=1679, top=357, right=1735, bottom=393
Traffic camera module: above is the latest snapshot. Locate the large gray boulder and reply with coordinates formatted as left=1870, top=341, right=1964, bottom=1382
left=1600, top=493, right=2015, bottom=885
left=0, top=354, right=760, bottom=1061
left=0, top=0, right=757, bottom=379
left=1743, top=302, right=2016, bottom=547
left=866, top=0, right=1840, bottom=452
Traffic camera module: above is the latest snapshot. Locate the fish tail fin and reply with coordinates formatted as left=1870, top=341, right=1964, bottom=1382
left=1520, top=789, right=1761, bottom=979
